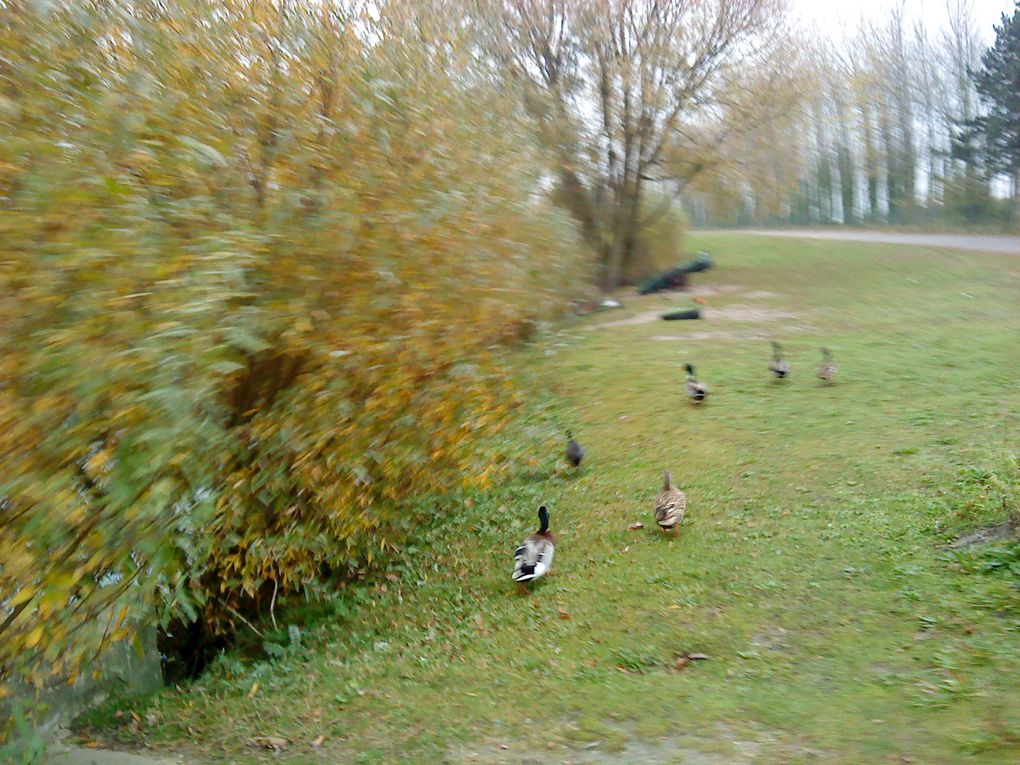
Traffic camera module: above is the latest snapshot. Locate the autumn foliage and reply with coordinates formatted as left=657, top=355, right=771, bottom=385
left=0, top=0, right=580, bottom=700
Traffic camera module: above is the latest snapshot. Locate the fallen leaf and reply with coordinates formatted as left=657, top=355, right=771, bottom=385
left=82, top=741, right=102, bottom=749
left=674, top=656, right=690, bottom=671
left=247, top=682, right=260, bottom=699
left=668, top=604, right=683, bottom=610
left=686, top=653, right=710, bottom=661
left=385, top=572, right=399, bottom=582
left=622, top=546, right=630, bottom=553
left=499, top=744, right=509, bottom=750
left=557, top=609, right=571, bottom=620
left=130, top=710, right=141, bottom=723
left=311, top=735, right=326, bottom=748
left=616, top=666, right=631, bottom=674
left=628, top=522, right=644, bottom=531
left=251, top=736, right=288, bottom=751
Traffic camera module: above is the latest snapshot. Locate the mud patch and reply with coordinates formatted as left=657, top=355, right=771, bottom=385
left=703, top=304, right=799, bottom=323
left=946, top=514, right=1019, bottom=550
left=687, top=283, right=746, bottom=298
left=452, top=721, right=827, bottom=765
left=589, top=286, right=795, bottom=329
left=650, top=325, right=814, bottom=342
left=596, top=309, right=677, bottom=328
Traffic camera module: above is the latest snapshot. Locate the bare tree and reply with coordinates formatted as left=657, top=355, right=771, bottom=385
left=477, top=0, right=791, bottom=289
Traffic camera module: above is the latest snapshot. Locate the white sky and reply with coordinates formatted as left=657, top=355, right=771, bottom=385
left=789, top=0, right=1016, bottom=43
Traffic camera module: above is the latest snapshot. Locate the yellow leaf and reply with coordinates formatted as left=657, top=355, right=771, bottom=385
left=25, top=625, right=44, bottom=648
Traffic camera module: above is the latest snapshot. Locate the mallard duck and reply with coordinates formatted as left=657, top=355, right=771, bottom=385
left=654, top=470, right=687, bottom=536
left=817, top=347, right=837, bottom=383
left=566, top=431, right=585, bottom=468
left=684, top=363, right=708, bottom=403
left=512, top=506, right=556, bottom=591
left=769, top=341, right=790, bottom=380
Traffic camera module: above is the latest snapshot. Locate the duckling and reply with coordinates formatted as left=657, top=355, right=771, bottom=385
left=512, top=506, right=556, bottom=593
left=684, top=363, right=708, bottom=404
left=565, top=431, right=585, bottom=468
left=769, top=341, right=790, bottom=380
left=654, top=470, right=687, bottom=537
left=817, top=347, right=837, bottom=383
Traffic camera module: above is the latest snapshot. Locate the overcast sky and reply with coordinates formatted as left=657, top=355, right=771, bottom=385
left=789, top=0, right=1016, bottom=43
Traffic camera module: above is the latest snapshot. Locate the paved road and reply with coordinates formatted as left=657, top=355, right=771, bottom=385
left=704, top=228, right=1020, bottom=255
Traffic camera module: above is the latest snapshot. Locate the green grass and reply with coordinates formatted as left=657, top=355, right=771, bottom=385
left=78, top=234, right=1020, bottom=763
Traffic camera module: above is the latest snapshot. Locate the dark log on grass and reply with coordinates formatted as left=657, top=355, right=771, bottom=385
left=661, top=309, right=701, bottom=321
left=638, top=252, right=713, bottom=295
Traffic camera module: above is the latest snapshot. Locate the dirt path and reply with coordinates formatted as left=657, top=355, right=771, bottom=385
left=47, top=745, right=185, bottom=765
left=705, top=228, right=1020, bottom=254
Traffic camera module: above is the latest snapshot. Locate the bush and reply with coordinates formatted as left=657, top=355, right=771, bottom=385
left=0, top=0, right=581, bottom=707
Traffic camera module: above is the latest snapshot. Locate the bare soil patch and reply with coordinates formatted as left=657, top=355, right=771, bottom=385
left=702, top=304, right=799, bottom=323
left=589, top=284, right=792, bottom=330
left=946, top=514, right=1019, bottom=550
left=451, top=721, right=828, bottom=765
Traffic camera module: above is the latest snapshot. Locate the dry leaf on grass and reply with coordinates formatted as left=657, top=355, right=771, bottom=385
left=557, top=609, right=571, bottom=620
left=251, top=736, right=288, bottom=751
left=628, top=522, right=644, bottom=530
left=311, top=735, right=326, bottom=748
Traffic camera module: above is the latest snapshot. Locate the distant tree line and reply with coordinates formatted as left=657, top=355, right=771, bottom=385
left=682, top=0, right=1020, bottom=229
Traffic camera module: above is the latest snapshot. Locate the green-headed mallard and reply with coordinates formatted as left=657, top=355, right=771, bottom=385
left=654, top=470, right=687, bottom=536
left=769, top=341, right=790, bottom=380
left=684, top=363, right=708, bottom=404
left=512, top=506, right=556, bottom=591
left=817, top=347, right=837, bottom=383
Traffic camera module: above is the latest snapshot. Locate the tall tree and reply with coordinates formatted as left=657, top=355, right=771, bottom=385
left=479, top=0, right=791, bottom=290
left=970, top=1, right=1020, bottom=198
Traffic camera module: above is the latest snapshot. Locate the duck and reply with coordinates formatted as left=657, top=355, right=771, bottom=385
left=654, top=470, right=687, bottom=537
left=769, top=341, right=790, bottom=380
left=684, top=363, right=708, bottom=403
left=512, top=506, right=556, bottom=592
left=817, top=347, right=837, bottom=383
left=566, top=431, right=585, bottom=468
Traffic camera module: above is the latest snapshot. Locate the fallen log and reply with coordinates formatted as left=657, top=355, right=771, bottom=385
left=638, top=251, right=713, bottom=295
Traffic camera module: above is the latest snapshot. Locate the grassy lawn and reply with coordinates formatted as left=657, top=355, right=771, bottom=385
left=79, top=234, right=1020, bottom=764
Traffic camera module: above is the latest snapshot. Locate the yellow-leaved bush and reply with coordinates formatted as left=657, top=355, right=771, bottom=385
left=0, top=0, right=581, bottom=703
